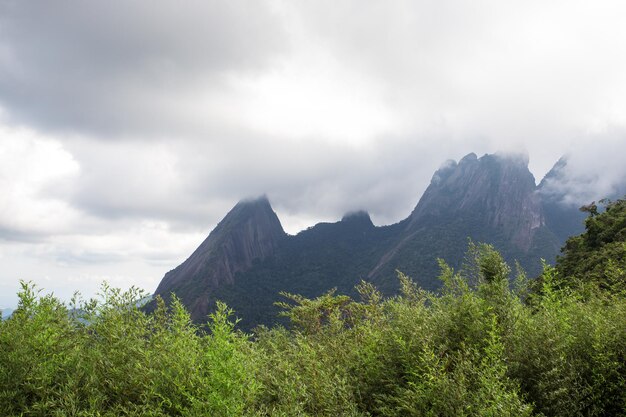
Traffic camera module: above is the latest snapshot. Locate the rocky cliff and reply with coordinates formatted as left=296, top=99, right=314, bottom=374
left=538, top=157, right=588, bottom=243
left=408, top=153, right=543, bottom=249
left=366, top=153, right=557, bottom=287
left=154, top=195, right=286, bottom=320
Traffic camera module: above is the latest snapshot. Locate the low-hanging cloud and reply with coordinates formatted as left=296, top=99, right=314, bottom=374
left=539, top=128, right=626, bottom=206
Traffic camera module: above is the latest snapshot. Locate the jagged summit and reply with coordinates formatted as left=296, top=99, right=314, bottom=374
left=341, top=210, right=374, bottom=227
left=364, top=152, right=551, bottom=284
left=537, top=157, right=588, bottom=243
left=237, top=194, right=271, bottom=207
left=539, top=156, right=626, bottom=207
left=154, top=195, right=285, bottom=320
left=223, top=195, right=275, bottom=223
left=492, top=150, right=530, bottom=166
left=539, top=156, right=568, bottom=190
left=216, top=195, right=285, bottom=242
left=460, top=152, right=478, bottom=163
left=408, top=152, right=542, bottom=249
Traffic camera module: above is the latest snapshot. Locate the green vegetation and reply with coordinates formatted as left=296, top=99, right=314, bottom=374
left=1, top=199, right=625, bottom=416
left=555, top=198, right=626, bottom=293
left=0, top=284, right=259, bottom=416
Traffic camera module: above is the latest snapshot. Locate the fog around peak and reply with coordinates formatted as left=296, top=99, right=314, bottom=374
left=539, top=132, right=626, bottom=206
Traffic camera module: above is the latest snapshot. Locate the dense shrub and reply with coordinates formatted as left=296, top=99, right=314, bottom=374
left=556, top=197, right=626, bottom=293
left=1, top=240, right=625, bottom=416
left=0, top=285, right=259, bottom=416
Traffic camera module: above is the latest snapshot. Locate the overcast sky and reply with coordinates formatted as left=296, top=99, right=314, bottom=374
left=1, top=0, right=626, bottom=309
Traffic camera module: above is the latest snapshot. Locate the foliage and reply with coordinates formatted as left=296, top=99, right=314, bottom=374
left=0, top=284, right=258, bottom=416
left=556, top=197, right=626, bottom=293
left=1, top=240, right=625, bottom=415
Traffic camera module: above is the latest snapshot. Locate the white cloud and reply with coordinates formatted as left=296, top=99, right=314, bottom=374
left=539, top=127, right=626, bottom=205
left=0, top=125, right=80, bottom=239
left=0, top=0, right=288, bottom=136
left=1, top=0, right=626, bottom=307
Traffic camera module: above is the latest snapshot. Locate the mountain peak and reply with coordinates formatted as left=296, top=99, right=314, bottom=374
left=228, top=194, right=272, bottom=216
left=409, top=152, right=543, bottom=250
left=214, top=195, right=281, bottom=232
left=341, top=210, right=374, bottom=228
left=538, top=156, right=568, bottom=193
left=154, top=196, right=285, bottom=319
left=491, top=151, right=530, bottom=166
left=460, top=152, right=478, bottom=163
left=237, top=194, right=270, bottom=207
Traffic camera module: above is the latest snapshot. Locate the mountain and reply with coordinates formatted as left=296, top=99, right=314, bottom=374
left=408, top=153, right=542, bottom=248
left=367, top=153, right=562, bottom=292
left=153, top=153, right=586, bottom=329
left=154, top=196, right=286, bottom=321
left=1, top=308, right=13, bottom=320
left=537, top=155, right=626, bottom=241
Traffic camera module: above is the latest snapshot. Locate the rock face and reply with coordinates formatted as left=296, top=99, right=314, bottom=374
left=154, top=196, right=286, bottom=320
left=366, top=153, right=557, bottom=287
left=153, top=153, right=587, bottom=328
left=537, top=155, right=626, bottom=242
left=538, top=157, right=588, bottom=243
left=409, top=153, right=544, bottom=249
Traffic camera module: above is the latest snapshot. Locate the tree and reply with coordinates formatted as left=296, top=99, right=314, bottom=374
left=556, top=197, right=626, bottom=293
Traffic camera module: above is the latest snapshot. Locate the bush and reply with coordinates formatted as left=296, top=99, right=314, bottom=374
left=1, top=240, right=625, bottom=416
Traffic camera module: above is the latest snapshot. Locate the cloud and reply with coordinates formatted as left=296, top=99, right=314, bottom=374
left=539, top=127, right=626, bottom=205
left=0, top=0, right=288, bottom=136
left=0, top=213, right=206, bottom=308
left=0, top=127, right=80, bottom=241
left=1, top=1, right=626, bottom=306
left=53, top=132, right=469, bottom=231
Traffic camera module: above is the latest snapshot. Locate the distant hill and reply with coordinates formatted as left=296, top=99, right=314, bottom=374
left=152, top=152, right=588, bottom=329
left=1, top=309, right=14, bottom=320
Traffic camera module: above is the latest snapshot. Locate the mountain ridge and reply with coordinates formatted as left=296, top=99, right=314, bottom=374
left=152, top=152, right=586, bottom=329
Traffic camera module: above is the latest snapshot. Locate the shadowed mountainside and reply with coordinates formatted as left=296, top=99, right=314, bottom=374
left=153, top=153, right=586, bottom=329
